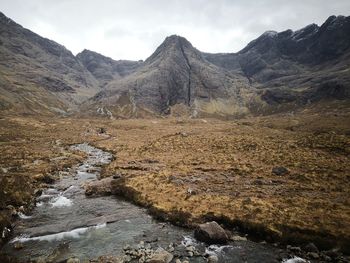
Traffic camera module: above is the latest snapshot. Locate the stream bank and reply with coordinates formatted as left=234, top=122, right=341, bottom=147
left=0, top=143, right=319, bottom=262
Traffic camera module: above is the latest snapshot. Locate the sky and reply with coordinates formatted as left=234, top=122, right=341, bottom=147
left=0, top=0, right=349, bottom=60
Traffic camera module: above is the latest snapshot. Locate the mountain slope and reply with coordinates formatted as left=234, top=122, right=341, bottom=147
left=83, top=35, right=255, bottom=118
left=0, top=12, right=100, bottom=115
left=76, top=49, right=142, bottom=88
left=0, top=12, right=349, bottom=117
left=203, top=15, right=350, bottom=109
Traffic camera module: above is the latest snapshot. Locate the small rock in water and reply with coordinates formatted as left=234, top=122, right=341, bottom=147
left=304, top=242, right=318, bottom=253
left=207, top=255, right=219, bottom=263
left=66, top=257, right=80, bottom=263
left=307, top=252, right=319, bottom=259
left=13, top=242, right=24, bottom=250
left=34, top=188, right=43, bottom=196
left=123, top=244, right=131, bottom=251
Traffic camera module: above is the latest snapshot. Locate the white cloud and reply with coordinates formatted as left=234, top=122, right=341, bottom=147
left=1, top=0, right=349, bottom=60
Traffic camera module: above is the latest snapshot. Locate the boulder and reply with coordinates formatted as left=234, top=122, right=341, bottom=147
left=84, top=177, right=113, bottom=196
left=194, top=221, right=229, bottom=244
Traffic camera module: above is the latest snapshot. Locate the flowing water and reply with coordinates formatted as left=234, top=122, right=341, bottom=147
left=1, top=143, right=294, bottom=262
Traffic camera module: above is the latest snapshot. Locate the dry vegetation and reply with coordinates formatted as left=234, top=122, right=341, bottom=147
left=0, top=102, right=349, bottom=252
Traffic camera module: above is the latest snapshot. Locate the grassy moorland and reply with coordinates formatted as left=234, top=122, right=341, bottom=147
left=0, top=102, right=349, bottom=253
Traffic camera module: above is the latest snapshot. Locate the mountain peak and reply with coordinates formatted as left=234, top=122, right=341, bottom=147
left=321, top=15, right=349, bottom=30
left=158, top=34, right=193, bottom=51
left=145, top=34, right=198, bottom=63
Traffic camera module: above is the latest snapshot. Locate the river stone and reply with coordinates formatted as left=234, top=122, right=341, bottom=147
left=208, top=255, right=219, bottom=263
left=66, top=258, right=80, bottom=263
left=304, top=242, right=319, bottom=253
left=194, top=221, right=229, bottom=244
left=148, top=248, right=173, bottom=263
left=84, top=177, right=113, bottom=196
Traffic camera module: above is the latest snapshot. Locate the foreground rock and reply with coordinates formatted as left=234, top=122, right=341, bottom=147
left=84, top=177, right=113, bottom=196
left=194, top=221, right=229, bottom=244
left=148, top=248, right=173, bottom=263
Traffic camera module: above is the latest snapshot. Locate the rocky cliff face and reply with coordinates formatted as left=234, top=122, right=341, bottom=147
left=84, top=35, right=254, bottom=118
left=204, top=15, right=350, bottom=110
left=0, top=12, right=349, bottom=117
left=0, top=12, right=99, bottom=115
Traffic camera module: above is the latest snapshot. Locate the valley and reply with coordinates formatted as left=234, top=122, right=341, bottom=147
left=0, top=9, right=349, bottom=263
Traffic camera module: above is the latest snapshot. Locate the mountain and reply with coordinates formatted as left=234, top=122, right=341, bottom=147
left=204, top=15, right=350, bottom=108
left=76, top=50, right=142, bottom=88
left=0, top=11, right=349, bottom=117
left=0, top=12, right=99, bottom=115
left=82, top=35, right=254, bottom=118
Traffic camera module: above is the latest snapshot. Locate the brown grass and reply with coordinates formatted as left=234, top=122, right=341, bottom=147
left=0, top=103, right=349, bottom=251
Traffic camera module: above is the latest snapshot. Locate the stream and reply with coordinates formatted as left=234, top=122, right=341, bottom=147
left=1, top=143, right=296, bottom=262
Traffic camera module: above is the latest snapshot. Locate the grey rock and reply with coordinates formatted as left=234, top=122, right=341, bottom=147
left=307, top=252, right=320, bottom=259
left=194, top=221, right=229, bottom=244
left=207, top=255, right=219, bottom=263
left=148, top=248, right=173, bottom=263
left=66, top=258, right=80, bottom=263
left=84, top=177, right=113, bottom=196
left=304, top=242, right=319, bottom=253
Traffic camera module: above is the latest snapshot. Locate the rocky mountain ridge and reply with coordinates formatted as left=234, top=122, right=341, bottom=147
left=0, top=12, right=100, bottom=115
left=0, top=11, right=349, bottom=117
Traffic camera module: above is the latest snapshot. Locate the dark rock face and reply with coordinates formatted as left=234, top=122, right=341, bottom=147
left=85, top=35, right=252, bottom=118
left=194, top=221, right=229, bottom=244
left=203, top=15, right=350, bottom=110
left=76, top=49, right=142, bottom=87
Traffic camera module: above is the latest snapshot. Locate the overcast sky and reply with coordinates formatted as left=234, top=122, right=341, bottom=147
left=1, top=0, right=349, bottom=60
